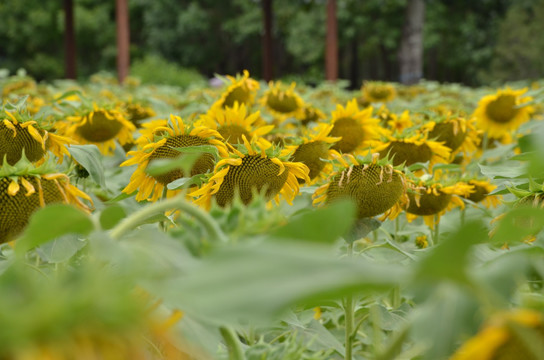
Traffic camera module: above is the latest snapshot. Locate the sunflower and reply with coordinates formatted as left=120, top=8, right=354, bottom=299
left=328, top=99, right=383, bottom=154
left=196, top=103, right=273, bottom=148
left=313, top=153, right=408, bottom=220
left=386, top=110, right=413, bottom=134
left=296, top=104, right=326, bottom=126
left=405, top=180, right=474, bottom=228
left=0, top=158, right=92, bottom=244
left=122, top=100, right=156, bottom=127
left=122, top=115, right=228, bottom=202
left=190, top=136, right=310, bottom=209
left=0, top=106, right=72, bottom=165
left=56, top=103, right=135, bottom=155
left=212, top=70, right=260, bottom=109
left=281, top=123, right=341, bottom=183
left=372, top=131, right=451, bottom=169
left=450, top=309, right=544, bottom=360
left=260, top=81, right=305, bottom=119
left=1, top=76, right=37, bottom=97
left=464, top=179, right=501, bottom=208
left=421, top=114, right=481, bottom=157
left=0, top=265, right=189, bottom=360
left=473, top=87, right=534, bottom=138
left=362, top=81, right=397, bottom=103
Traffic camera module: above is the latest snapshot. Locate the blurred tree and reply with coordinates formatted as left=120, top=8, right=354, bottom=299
left=262, top=0, right=274, bottom=81
left=116, top=0, right=130, bottom=83
left=326, top=0, right=338, bottom=81
left=398, top=0, right=424, bottom=84
left=483, top=0, right=544, bottom=82
left=64, top=0, right=77, bottom=79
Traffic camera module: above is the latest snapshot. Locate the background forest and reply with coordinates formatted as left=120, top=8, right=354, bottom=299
left=1, top=0, right=544, bottom=87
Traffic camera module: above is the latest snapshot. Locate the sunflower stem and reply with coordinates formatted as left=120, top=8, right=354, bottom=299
left=110, top=195, right=227, bottom=242
left=344, top=242, right=355, bottom=360
left=159, top=186, right=168, bottom=232
left=432, top=215, right=440, bottom=245
left=481, top=132, right=489, bottom=165
left=220, top=326, right=246, bottom=360
left=394, top=217, right=400, bottom=242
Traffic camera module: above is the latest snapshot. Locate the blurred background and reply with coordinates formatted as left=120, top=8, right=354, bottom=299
left=1, top=0, right=543, bottom=88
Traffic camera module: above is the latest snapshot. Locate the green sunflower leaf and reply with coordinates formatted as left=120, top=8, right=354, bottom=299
left=271, top=199, right=356, bottom=244
left=68, top=144, right=107, bottom=188
left=15, top=204, right=94, bottom=255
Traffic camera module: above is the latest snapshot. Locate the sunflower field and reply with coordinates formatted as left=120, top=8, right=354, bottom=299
left=1, top=69, right=544, bottom=360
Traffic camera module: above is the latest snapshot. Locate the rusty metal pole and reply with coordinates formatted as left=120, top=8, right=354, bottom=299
left=325, top=0, right=338, bottom=81
left=262, top=0, right=274, bottom=82
left=116, top=0, right=130, bottom=84
left=64, top=0, right=76, bottom=79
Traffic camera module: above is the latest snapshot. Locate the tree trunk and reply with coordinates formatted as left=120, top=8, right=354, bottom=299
left=398, top=0, right=425, bottom=85
left=116, top=0, right=130, bottom=84
left=262, top=0, right=274, bottom=82
left=64, top=0, right=76, bottom=79
left=325, top=0, right=338, bottom=81
left=349, top=37, right=359, bottom=89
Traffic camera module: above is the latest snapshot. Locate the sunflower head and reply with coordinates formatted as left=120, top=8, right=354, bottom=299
left=122, top=101, right=156, bottom=126
left=213, top=70, right=260, bottom=109
left=374, top=131, right=451, bottom=169
left=0, top=104, right=72, bottom=165
left=386, top=110, right=413, bottom=134
left=473, top=87, right=534, bottom=137
left=1, top=75, right=37, bottom=97
left=422, top=114, right=481, bottom=156
left=362, top=81, right=396, bottom=103
left=296, top=105, right=326, bottom=126
left=56, top=102, right=136, bottom=155
left=0, top=157, right=91, bottom=244
left=190, top=136, right=310, bottom=209
left=196, top=103, right=273, bottom=148
left=450, top=309, right=544, bottom=360
left=261, top=81, right=305, bottom=119
left=281, top=123, right=341, bottom=182
left=122, top=115, right=228, bottom=202
left=464, top=179, right=500, bottom=208
left=405, top=179, right=473, bottom=227
left=329, top=99, right=383, bottom=154
left=0, top=264, right=188, bottom=360
left=313, top=153, right=407, bottom=219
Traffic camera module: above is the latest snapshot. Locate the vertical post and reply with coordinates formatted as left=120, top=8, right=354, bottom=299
left=64, top=0, right=76, bottom=79
left=325, top=0, right=338, bottom=82
left=262, top=0, right=274, bottom=82
left=398, top=0, right=425, bottom=85
left=116, top=0, right=130, bottom=84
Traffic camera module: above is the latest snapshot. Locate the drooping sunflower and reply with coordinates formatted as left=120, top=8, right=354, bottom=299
left=212, top=70, right=260, bottom=109
left=281, top=123, right=341, bottom=183
left=421, top=113, right=481, bottom=158
left=56, top=103, right=136, bottom=155
left=0, top=158, right=92, bottom=244
left=405, top=179, right=474, bottom=228
left=362, top=81, right=397, bottom=103
left=296, top=104, right=326, bottom=126
left=313, top=153, right=408, bottom=220
left=0, top=106, right=72, bottom=165
left=122, top=115, right=228, bottom=202
left=190, top=136, right=310, bottom=209
left=196, top=103, right=273, bottom=148
left=463, top=179, right=501, bottom=208
left=372, top=130, right=451, bottom=169
left=328, top=99, right=383, bottom=154
left=260, top=81, right=305, bottom=120
left=450, top=309, right=544, bottom=360
left=122, top=100, right=156, bottom=127
left=1, top=76, right=37, bottom=97
left=0, top=265, right=189, bottom=360
left=473, top=87, right=534, bottom=137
